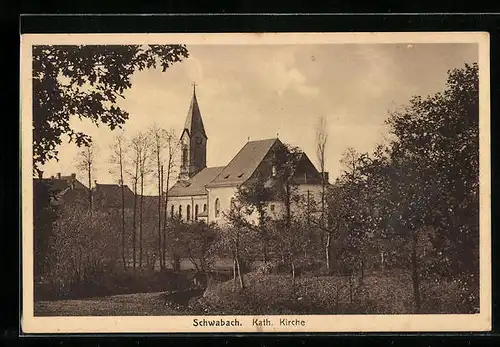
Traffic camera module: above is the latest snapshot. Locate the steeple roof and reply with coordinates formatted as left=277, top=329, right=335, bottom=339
left=183, top=84, right=207, bottom=139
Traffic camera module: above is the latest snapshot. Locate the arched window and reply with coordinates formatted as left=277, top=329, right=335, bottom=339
left=195, top=204, right=199, bottom=220
left=203, top=204, right=207, bottom=212
left=271, top=164, right=277, bottom=177
left=179, top=205, right=183, bottom=219
left=230, top=197, right=235, bottom=211
left=187, top=205, right=191, bottom=221
left=215, top=198, right=220, bottom=218
left=171, top=205, right=174, bottom=218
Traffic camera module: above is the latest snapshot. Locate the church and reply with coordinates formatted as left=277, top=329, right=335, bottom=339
left=167, top=87, right=327, bottom=225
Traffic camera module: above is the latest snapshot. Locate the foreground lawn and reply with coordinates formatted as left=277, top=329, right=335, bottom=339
left=199, top=271, right=477, bottom=315
left=35, top=292, right=179, bottom=316
left=35, top=271, right=477, bottom=316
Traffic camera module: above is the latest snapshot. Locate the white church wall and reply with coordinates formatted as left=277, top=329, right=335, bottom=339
left=167, top=195, right=208, bottom=222
left=206, top=186, right=238, bottom=225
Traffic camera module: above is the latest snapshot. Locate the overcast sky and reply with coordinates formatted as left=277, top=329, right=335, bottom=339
left=40, top=43, right=478, bottom=195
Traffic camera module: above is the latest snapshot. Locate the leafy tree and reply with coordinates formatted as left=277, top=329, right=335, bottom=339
left=271, top=144, right=303, bottom=288
left=32, top=44, right=189, bottom=176
left=33, top=180, right=58, bottom=281
left=233, top=172, right=274, bottom=263
left=384, top=63, right=479, bottom=311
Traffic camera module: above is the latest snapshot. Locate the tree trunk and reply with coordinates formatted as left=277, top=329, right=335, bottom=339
left=235, top=236, right=244, bottom=289
left=132, top=163, right=138, bottom=271
left=120, top=150, right=126, bottom=271
left=326, top=232, right=332, bottom=275
left=232, top=254, right=237, bottom=288
left=236, top=256, right=244, bottom=289
left=87, top=163, right=92, bottom=217
left=161, top=165, right=168, bottom=268
left=120, top=182, right=126, bottom=271
left=291, top=257, right=296, bottom=290
left=157, top=154, right=163, bottom=270
left=411, top=231, right=421, bottom=312
left=139, top=173, right=144, bottom=269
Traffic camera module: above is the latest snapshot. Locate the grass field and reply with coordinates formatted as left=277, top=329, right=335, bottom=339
left=34, top=270, right=477, bottom=316
left=35, top=292, right=180, bottom=316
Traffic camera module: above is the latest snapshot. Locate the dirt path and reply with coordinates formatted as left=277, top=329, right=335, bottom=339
left=34, top=291, right=193, bottom=316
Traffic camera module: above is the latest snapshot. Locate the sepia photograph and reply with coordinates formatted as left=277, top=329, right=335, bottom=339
left=21, top=32, right=491, bottom=333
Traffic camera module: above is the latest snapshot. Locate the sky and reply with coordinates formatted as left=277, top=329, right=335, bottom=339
left=40, top=43, right=478, bottom=195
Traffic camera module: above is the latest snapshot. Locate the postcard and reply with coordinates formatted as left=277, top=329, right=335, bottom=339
left=21, top=32, right=491, bottom=333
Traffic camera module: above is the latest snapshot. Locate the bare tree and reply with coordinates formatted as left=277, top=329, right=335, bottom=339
left=109, top=134, right=128, bottom=270
left=76, top=142, right=98, bottom=217
left=128, top=132, right=150, bottom=270
left=161, top=129, right=180, bottom=269
left=149, top=124, right=170, bottom=270
left=316, top=115, right=331, bottom=272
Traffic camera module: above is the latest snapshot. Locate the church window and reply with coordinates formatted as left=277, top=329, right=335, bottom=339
left=187, top=205, right=191, bottom=221
left=272, top=165, right=277, bottom=177
left=179, top=205, right=183, bottom=219
left=270, top=204, right=275, bottom=212
left=171, top=205, right=174, bottom=218
left=215, top=198, right=220, bottom=218
left=203, top=204, right=207, bottom=212
left=195, top=204, right=199, bottom=220
left=230, top=197, right=235, bottom=211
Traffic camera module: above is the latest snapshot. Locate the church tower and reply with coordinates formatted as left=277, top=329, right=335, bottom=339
left=179, top=84, right=208, bottom=180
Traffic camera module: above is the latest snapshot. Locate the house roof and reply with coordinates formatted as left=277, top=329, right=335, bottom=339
left=206, top=138, right=280, bottom=188
left=94, top=183, right=135, bottom=208
left=35, top=176, right=87, bottom=192
left=182, top=87, right=207, bottom=139
left=34, top=176, right=89, bottom=206
left=168, top=166, right=225, bottom=197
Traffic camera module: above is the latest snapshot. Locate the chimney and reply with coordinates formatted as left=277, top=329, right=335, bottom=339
left=57, top=173, right=61, bottom=179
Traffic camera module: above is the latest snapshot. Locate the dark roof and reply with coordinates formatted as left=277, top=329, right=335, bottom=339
left=35, top=176, right=87, bottom=192
left=292, top=153, right=323, bottom=185
left=207, top=138, right=280, bottom=188
left=182, top=88, right=207, bottom=139
left=34, top=176, right=89, bottom=206
left=94, top=184, right=135, bottom=208
left=168, top=166, right=225, bottom=197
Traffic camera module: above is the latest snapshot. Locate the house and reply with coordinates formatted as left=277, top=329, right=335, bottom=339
left=93, top=183, right=136, bottom=210
left=33, top=173, right=89, bottom=207
left=167, top=87, right=328, bottom=225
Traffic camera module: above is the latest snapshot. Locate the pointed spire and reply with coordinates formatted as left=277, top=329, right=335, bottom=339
left=183, top=83, right=207, bottom=139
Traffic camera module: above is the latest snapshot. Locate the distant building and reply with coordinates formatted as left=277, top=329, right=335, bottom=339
left=167, top=87, right=328, bottom=225
left=33, top=173, right=89, bottom=207
left=93, top=183, right=136, bottom=211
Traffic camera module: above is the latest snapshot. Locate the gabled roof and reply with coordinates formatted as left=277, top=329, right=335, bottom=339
left=292, top=152, right=323, bottom=185
left=182, top=87, right=207, bottom=139
left=35, top=176, right=87, bottom=192
left=168, top=166, right=225, bottom=197
left=34, top=175, right=89, bottom=206
left=94, top=183, right=135, bottom=208
left=206, top=138, right=280, bottom=188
